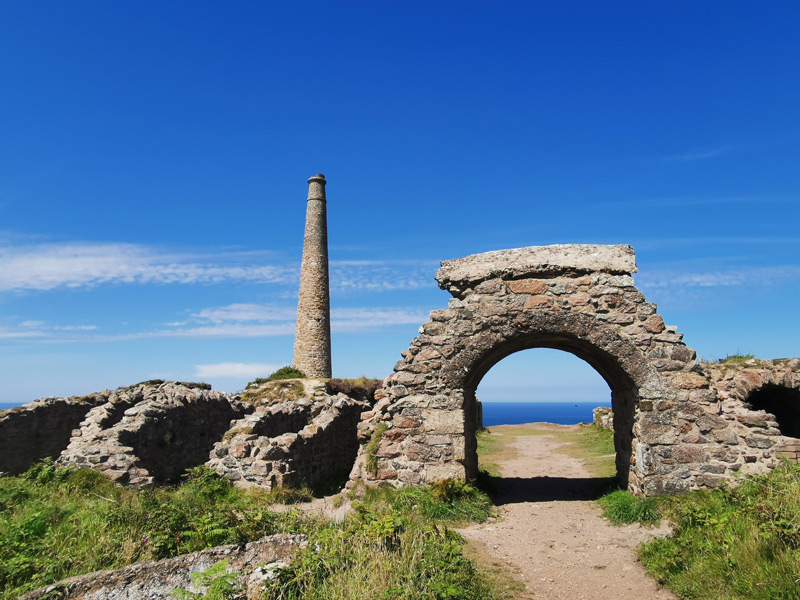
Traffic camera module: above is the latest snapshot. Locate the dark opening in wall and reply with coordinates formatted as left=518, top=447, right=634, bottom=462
left=747, top=384, right=800, bottom=438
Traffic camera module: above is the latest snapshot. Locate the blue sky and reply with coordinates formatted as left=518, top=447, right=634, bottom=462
left=1, top=2, right=798, bottom=405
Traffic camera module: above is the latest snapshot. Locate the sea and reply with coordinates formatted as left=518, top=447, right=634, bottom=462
left=481, top=401, right=610, bottom=427
left=0, top=401, right=610, bottom=427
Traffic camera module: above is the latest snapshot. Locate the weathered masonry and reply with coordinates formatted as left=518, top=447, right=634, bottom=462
left=352, top=244, right=798, bottom=496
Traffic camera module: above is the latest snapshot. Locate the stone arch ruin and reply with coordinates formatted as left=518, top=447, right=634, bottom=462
left=352, top=245, right=793, bottom=496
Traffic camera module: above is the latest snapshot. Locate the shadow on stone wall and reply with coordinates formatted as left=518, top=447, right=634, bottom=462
left=0, top=396, right=107, bottom=475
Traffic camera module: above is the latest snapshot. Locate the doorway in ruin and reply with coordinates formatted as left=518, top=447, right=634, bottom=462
left=462, top=336, right=641, bottom=498
left=747, top=384, right=800, bottom=439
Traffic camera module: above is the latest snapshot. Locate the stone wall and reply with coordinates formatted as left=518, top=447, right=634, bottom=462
left=21, top=534, right=307, bottom=600
left=350, top=244, right=800, bottom=496
left=208, top=379, right=369, bottom=490
left=58, top=381, right=250, bottom=486
left=0, top=394, right=108, bottom=475
left=705, top=358, right=800, bottom=466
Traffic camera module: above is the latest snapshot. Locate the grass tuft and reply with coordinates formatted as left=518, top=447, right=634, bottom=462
left=365, top=423, right=388, bottom=476
left=597, top=490, right=661, bottom=525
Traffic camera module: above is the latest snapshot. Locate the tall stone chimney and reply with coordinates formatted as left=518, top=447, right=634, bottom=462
left=292, top=174, right=332, bottom=378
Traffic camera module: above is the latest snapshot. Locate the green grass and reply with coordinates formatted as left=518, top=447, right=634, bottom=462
left=597, top=490, right=661, bottom=525
left=638, top=461, right=800, bottom=600
left=262, top=483, right=496, bottom=600
left=716, top=354, right=756, bottom=365
left=477, top=423, right=616, bottom=480
left=365, top=422, right=388, bottom=476
left=0, top=461, right=497, bottom=600
left=0, top=462, right=300, bottom=598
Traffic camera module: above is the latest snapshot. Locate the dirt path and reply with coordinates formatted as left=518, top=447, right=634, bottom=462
left=458, top=424, right=677, bottom=600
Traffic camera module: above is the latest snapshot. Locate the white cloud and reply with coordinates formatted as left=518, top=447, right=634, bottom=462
left=0, top=243, right=440, bottom=294
left=331, top=307, right=428, bottom=331
left=191, top=303, right=296, bottom=323
left=0, top=243, right=296, bottom=291
left=639, top=265, right=800, bottom=289
left=195, top=362, right=280, bottom=378
left=330, top=260, right=437, bottom=292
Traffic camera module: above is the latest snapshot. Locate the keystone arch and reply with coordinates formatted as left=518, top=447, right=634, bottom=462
left=351, top=244, right=776, bottom=497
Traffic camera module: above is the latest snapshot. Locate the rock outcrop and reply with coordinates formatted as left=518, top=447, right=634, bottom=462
left=21, top=533, right=307, bottom=600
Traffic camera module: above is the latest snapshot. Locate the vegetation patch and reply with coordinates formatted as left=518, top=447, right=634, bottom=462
left=365, top=423, right=388, bottom=476
left=0, top=461, right=497, bottom=600
left=597, top=490, right=661, bottom=525
left=638, top=461, right=800, bottom=600
left=262, top=483, right=496, bottom=600
left=716, top=353, right=755, bottom=365
left=0, top=462, right=301, bottom=598
left=241, top=381, right=305, bottom=405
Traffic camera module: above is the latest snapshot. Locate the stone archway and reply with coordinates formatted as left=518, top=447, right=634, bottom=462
left=456, top=314, right=655, bottom=490
left=352, top=245, right=787, bottom=496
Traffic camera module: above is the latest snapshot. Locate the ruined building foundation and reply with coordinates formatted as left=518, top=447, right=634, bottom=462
left=293, top=174, right=332, bottom=378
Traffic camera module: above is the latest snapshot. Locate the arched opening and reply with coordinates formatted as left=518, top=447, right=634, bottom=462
left=747, top=384, right=800, bottom=438
left=461, top=333, right=640, bottom=494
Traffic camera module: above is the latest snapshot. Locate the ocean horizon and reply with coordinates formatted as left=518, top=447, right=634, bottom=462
left=481, top=401, right=610, bottom=426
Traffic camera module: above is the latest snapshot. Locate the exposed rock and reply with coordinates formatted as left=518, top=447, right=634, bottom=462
left=21, top=534, right=307, bottom=600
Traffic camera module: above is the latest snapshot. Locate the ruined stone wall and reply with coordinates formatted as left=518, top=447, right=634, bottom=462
left=0, top=394, right=108, bottom=475
left=209, top=380, right=369, bottom=490
left=351, top=244, right=796, bottom=496
left=58, top=381, right=250, bottom=486
left=705, top=359, right=800, bottom=467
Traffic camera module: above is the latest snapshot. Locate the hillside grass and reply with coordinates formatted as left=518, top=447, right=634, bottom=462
left=0, top=460, right=498, bottom=600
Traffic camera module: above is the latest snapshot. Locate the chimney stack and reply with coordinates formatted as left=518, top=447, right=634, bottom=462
left=292, top=174, right=332, bottom=378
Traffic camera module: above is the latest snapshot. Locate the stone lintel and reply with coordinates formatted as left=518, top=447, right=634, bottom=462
left=436, top=244, right=637, bottom=291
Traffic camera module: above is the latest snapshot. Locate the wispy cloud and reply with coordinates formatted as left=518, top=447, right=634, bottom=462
left=0, top=320, right=96, bottom=339
left=662, top=145, right=734, bottom=162
left=194, top=362, right=281, bottom=378
left=0, top=242, right=439, bottom=294
left=330, top=260, right=437, bottom=292
left=0, top=243, right=296, bottom=292
left=4, top=303, right=428, bottom=344
left=638, top=265, right=800, bottom=289
left=191, top=303, right=297, bottom=323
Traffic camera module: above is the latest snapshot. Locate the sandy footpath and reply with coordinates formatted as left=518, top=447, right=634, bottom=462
left=458, top=424, right=677, bottom=600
